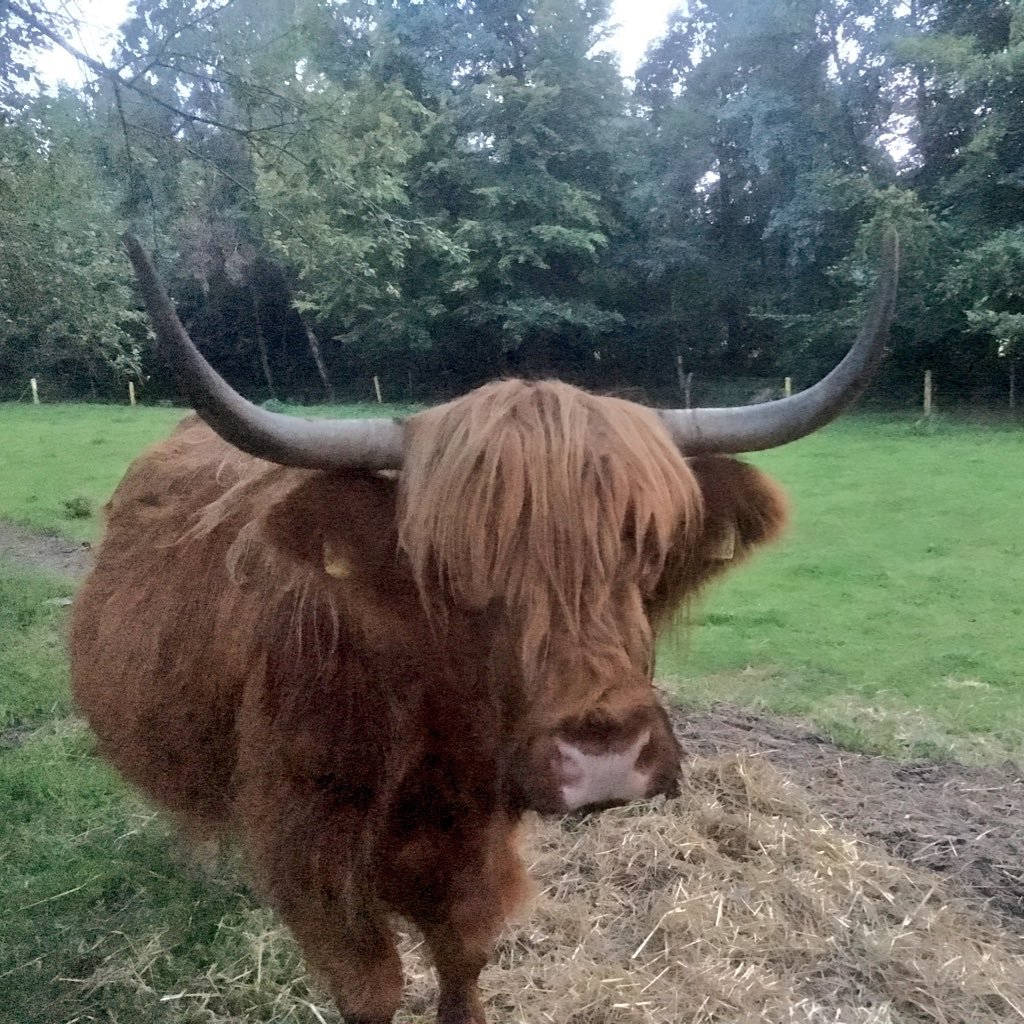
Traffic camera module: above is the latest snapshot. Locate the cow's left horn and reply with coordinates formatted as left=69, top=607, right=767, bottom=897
left=659, top=228, right=899, bottom=454
left=124, top=235, right=405, bottom=471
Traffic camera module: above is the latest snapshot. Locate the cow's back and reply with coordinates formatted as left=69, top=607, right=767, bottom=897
left=71, top=418, right=295, bottom=830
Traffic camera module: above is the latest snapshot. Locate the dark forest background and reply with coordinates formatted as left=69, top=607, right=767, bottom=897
left=2, top=0, right=1023, bottom=408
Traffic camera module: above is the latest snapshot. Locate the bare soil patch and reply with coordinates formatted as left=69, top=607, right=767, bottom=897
left=0, top=519, right=93, bottom=577
left=672, top=705, right=1024, bottom=932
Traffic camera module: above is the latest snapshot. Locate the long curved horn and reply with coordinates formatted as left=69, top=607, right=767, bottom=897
left=124, top=234, right=405, bottom=471
left=659, top=228, right=899, bottom=454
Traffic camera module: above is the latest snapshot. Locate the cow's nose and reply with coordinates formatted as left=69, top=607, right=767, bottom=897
left=553, top=729, right=654, bottom=812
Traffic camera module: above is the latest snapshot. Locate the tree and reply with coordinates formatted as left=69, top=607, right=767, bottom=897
left=897, top=0, right=1023, bottom=231
left=631, top=0, right=907, bottom=390
left=0, top=94, right=142, bottom=398
left=82, top=0, right=479, bottom=397
left=890, top=0, right=1024, bottom=397
left=0, top=0, right=61, bottom=110
left=381, top=0, right=630, bottom=382
left=944, top=228, right=1024, bottom=403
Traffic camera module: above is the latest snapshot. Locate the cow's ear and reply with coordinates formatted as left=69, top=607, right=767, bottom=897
left=647, top=456, right=788, bottom=626
left=259, top=472, right=401, bottom=580
left=688, top=455, right=789, bottom=577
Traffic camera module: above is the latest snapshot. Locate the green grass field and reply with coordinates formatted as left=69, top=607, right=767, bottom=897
left=1, top=403, right=1022, bottom=760
left=0, top=402, right=407, bottom=1023
left=663, top=414, right=1024, bottom=761
left=0, top=401, right=407, bottom=542
left=1, top=402, right=1022, bottom=1022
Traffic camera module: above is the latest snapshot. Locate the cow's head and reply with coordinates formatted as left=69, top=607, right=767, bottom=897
left=396, top=381, right=792, bottom=813
left=123, top=231, right=898, bottom=815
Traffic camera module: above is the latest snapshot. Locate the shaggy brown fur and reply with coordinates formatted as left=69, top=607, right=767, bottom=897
left=71, top=379, right=787, bottom=1024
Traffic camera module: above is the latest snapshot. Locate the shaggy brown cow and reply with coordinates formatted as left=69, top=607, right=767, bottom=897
left=71, top=233, right=897, bottom=1024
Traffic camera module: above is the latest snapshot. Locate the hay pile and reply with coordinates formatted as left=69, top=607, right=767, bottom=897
left=86, top=754, right=1024, bottom=1022
left=396, top=755, right=1024, bottom=1023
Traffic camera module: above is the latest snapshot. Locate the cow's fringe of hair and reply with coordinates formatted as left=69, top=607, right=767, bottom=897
left=174, top=382, right=706, bottom=686
left=398, top=379, right=703, bottom=682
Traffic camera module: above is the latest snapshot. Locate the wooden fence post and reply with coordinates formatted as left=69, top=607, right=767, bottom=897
left=128, top=381, right=137, bottom=406
left=923, top=370, right=933, bottom=417
left=784, top=376, right=792, bottom=398
left=30, top=378, right=39, bottom=404
left=373, top=375, right=383, bottom=404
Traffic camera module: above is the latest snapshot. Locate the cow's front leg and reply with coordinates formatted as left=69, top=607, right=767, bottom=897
left=235, top=779, right=404, bottom=1020
left=399, top=818, right=531, bottom=1024
left=277, top=893, right=403, bottom=1023
left=421, top=920, right=489, bottom=1024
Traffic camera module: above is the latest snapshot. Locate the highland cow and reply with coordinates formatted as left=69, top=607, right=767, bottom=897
left=71, top=232, right=897, bottom=1023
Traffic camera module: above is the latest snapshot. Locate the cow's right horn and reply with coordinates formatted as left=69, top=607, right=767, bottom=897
left=124, top=235, right=405, bottom=471
left=659, top=228, right=899, bottom=454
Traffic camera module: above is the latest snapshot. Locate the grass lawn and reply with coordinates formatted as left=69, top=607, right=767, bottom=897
left=0, top=578, right=301, bottom=1024
left=0, top=566, right=268, bottom=1024
left=0, top=401, right=409, bottom=542
left=0, top=402, right=1022, bottom=764
left=659, top=414, right=1024, bottom=761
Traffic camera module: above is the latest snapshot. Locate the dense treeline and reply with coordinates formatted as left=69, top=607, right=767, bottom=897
left=1, top=0, right=1022, bottom=406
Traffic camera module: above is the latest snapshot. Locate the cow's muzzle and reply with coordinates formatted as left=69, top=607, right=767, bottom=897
left=520, top=704, right=682, bottom=815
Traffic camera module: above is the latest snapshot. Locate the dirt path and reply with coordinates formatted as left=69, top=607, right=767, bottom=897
left=672, top=705, right=1024, bottom=929
left=4, top=520, right=1022, bottom=930
left=0, top=520, right=94, bottom=578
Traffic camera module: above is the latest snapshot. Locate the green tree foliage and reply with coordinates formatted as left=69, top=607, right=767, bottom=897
left=634, top=0, right=901, bottom=382
left=898, top=0, right=1024, bottom=230
left=946, top=228, right=1024, bottom=369
left=444, top=9, right=627, bottom=377
left=255, top=76, right=469, bottom=357
left=0, top=0, right=57, bottom=109
left=360, top=0, right=630, bottom=381
left=5, top=0, right=1024, bottom=404
left=0, top=97, right=141, bottom=398
left=892, top=0, right=1024, bottom=394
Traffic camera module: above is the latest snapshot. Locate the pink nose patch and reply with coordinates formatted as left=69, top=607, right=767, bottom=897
left=554, top=730, right=653, bottom=811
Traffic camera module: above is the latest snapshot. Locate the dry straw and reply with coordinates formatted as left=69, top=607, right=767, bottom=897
left=84, top=754, right=1024, bottom=1023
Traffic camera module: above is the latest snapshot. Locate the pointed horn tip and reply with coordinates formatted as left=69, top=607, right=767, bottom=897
left=657, top=224, right=901, bottom=455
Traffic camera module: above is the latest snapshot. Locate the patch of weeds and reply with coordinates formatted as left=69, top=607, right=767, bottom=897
left=818, top=718, right=888, bottom=756
left=909, top=414, right=948, bottom=435
left=909, top=737, right=958, bottom=761
left=61, top=495, right=93, bottom=520
left=812, top=694, right=1018, bottom=764
left=0, top=565, right=75, bottom=730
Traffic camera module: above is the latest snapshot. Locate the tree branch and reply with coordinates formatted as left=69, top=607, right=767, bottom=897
left=6, top=0, right=251, bottom=138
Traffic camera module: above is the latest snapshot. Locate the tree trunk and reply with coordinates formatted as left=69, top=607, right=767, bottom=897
left=250, top=289, right=276, bottom=400
left=302, top=319, right=335, bottom=402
